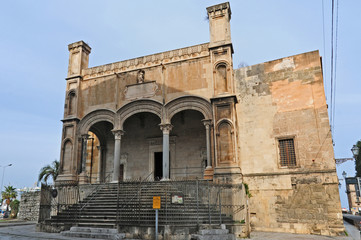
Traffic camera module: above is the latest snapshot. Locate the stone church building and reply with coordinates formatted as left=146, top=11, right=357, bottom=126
left=56, top=2, right=344, bottom=236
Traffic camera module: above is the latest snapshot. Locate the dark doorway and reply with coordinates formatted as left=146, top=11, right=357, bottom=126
left=119, top=164, right=124, bottom=182
left=154, top=152, right=163, bottom=180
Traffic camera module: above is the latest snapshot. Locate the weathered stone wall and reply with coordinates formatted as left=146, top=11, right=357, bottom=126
left=78, top=44, right=212, bottom=119
left=18, top=191, right=40, bottom=221
left=234, top=51, right=344, bottom=235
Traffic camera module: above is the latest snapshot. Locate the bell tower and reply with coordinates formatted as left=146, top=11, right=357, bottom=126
left=207, top=2, right=241, bottom=183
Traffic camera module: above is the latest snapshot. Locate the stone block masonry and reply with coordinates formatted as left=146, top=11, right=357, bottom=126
left=18, top=191, right=40, bottom=221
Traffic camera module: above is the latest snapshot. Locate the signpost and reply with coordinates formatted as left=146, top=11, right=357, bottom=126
left=153, top=196, right=161, bottom=240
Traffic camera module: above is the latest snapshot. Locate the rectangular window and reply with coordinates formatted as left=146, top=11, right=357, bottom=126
left=279, top=138, right=296, bottom=167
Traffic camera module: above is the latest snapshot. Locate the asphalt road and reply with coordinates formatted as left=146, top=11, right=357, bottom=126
left=344, top=214, right=361, bottom=226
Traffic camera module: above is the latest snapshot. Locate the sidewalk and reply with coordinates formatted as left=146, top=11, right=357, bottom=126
left=0, top=220, right=356, bottom=240
left=250, top=231, right=353, bottom=240
left=0, top=222, right=87, bottom=240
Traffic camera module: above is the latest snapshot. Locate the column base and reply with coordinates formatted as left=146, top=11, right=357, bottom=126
left=204, top=167, right=214, bottom=180
left=78, top=172, right=89, bottom=185
left=160, top=178, right=170, bottom=181
left=55, top=174, right=78, bottom=186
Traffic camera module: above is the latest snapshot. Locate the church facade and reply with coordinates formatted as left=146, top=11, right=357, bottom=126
left=56, top=2, right=344, bottom=235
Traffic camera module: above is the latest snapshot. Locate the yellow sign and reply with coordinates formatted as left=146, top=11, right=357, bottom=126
left=153, top=196, right=161, bottom=209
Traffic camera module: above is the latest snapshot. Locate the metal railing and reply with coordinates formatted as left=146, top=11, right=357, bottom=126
left=39, top=175, right=248, bottom=230
left=75, top=172, right=113, bottom=224
left=116, top=171, right=154, bottom=226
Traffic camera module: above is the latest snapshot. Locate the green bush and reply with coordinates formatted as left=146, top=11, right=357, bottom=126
left=9, top=199, right=20, bottom=218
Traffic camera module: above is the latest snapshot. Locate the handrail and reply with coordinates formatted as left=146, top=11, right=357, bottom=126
left=79, top=172, right=113, bottom=212
left=118, top=171, right=154, bottom=207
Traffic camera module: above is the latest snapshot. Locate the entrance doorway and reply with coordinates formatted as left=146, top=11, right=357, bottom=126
left=154, top=152, right=163, bottom=180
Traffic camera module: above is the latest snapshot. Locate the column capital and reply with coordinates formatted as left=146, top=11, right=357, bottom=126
left=81, top=134, right=90, bottom=140
left=112, top=129, right=125, bottom=140
left=202, top=119, right=213, bottom=128
left=159, top=124, right=173, bottom=134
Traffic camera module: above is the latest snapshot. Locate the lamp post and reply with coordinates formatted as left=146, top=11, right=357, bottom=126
left=342, top=171, right=347, bottom=179
left=352, top=145, right=360, bottom=159
left=351, top=145, right=360, bottom=208
left=0, top=164, right=12, bottom=194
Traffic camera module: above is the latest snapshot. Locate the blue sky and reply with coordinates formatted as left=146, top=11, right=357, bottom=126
left=0, top=1, right=360, bottom=207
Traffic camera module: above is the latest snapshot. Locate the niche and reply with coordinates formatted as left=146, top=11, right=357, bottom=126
left=215, top=63, right=228, bottom=94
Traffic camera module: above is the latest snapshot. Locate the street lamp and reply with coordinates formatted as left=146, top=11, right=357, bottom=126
left=352, top=145, right=360, bottom=158
left=0, top=164, right=12, bottom=194
left=342, top=171, right=347, bottom=179
left=351, top=145, right=361, bottom=206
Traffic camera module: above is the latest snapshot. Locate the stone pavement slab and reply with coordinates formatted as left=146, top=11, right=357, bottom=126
left=0, top=224, right=91, bottom=240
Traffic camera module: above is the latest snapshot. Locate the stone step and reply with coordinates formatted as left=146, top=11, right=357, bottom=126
left=61, top=227, right=125, bottom=239
left=69, top=227, right=118, bottom=234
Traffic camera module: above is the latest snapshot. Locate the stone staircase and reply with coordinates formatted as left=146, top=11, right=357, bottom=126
left=44, top=181, right=234, bottom=234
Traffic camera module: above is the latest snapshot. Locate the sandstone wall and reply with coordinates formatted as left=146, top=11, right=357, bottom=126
left=234, top=51, right=344, bottom=235
left=78, top=43, right=212, bottom=119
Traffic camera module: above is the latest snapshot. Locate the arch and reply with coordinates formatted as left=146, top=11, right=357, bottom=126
left=213, top=60, right=229, bottom=69
left=116, top=99, right=163, bottom=130
left=165, top=96, right=212, bottom=122
left=78, top=109, right=115, bottom=135
left=215, top=118, right=235, bottom=130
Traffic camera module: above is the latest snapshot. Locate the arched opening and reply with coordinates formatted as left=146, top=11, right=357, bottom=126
left=171, top=110, right=206, bottom=179
left=84, top=121, right=114, bottom=183
left=122, top=112, right=162, bottom=180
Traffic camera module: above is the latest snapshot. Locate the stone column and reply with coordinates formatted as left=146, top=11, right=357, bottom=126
left=96, top=145, right=103, bottom=183
left=202, top=120, right=212, bottom=169
left=112, top=130, right=124, bottom=182
left=81, top=134, right=89, bottom=173
left=160, top=124, right=173, bottom=180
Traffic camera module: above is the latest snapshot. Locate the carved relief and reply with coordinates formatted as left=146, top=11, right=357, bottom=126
left=137, top=70, right=145, bottom=83
left=124, top=81, right=158, bottom=100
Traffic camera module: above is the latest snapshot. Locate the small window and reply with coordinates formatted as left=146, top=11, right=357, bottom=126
left=279, top=138, right=296, bottom=167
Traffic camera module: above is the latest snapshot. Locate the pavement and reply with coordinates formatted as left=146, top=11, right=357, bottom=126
left=0, top=220, right=357, bottom=240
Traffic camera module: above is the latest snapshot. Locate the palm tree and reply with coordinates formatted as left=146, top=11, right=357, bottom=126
left=2, top=185, right=17, bottom=211
left=38, top=160, right=59, bottom=185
